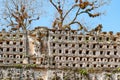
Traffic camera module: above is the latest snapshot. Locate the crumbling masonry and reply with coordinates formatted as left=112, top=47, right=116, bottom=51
left=0, top=27, right=120, bottom=80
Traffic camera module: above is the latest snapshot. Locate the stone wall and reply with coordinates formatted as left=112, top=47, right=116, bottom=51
left=0, top=27, right=120, bottom=80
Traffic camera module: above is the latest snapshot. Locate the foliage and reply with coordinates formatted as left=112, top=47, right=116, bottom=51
left=79, top=68, right=88, bottom=75
left=0, top=0, right=43, bottom=31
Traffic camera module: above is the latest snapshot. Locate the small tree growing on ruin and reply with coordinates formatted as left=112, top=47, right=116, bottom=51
left=50, top=0, right=109, bottom=31
left=0, top=0, right=43, bottom=63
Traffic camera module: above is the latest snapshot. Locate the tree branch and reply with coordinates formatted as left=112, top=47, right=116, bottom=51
left=63, top=4, right=77, bottom=21
left=49, top=0, right=59, bottom=11
left=69, top=21, right=88, bottom=32
left=69, top=8, right=80, bottom=25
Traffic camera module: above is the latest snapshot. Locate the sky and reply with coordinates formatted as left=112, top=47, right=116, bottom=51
left=33, top=0, right=120, bottom=33
left=95, top=0, right=120, bottom=33
left=0, top=0, right=120, bottom=33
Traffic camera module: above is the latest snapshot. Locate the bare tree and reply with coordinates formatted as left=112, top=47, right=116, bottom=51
left=1, top=0, right=43, bottom=31
left=50, top=0, right=110, bottom=31
left=0, top=0, right=44, bottom=63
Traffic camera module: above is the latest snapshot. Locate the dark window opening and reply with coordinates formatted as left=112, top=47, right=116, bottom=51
left=108, top=58, right=110, bottom=62
left=65, top=44, right=68, bottom=47
left=33, top=62, right=36, bottom=64
left=52, top=63, right=55, bottom=66
left=115, top=58, right=117, bottom=62
left=53, top=49, right=55, bottom=53
left=106, top=37, right=109, bottom=41
left=52, top=36, right=55, bottom=39
left=73, top=64, right=75, bottom=67
left=80, top=64, right=82, bottom=67
left=59, top=63, right=62, bottom=66
left=114, top=46, right=117, bottom=49
left=114, top=51, right=117, bottom=55
left=6, top=48, right=9, bottom=52
left=19, top=35, right=23, bottom=38
left=86, top=51, right=89, bottom=54
left=94, top=58, right=96, bottom=61
left=94, top=64, right=96, bottom=67
left=107, top=51, right=110, bottom=55
left=108, top=65, right=110, bottom=67
left=65, top=50, right=68, bottom=54
left=65, top=36, right=68, bottom=40
left=115, top=65, right=118, bottom=68
left=93, top=44, right=96, bottom=48
left=93, top=51, right=96, bottom=55
left=53, top=43, right=55, bottom=46
left=7, top=55, right=9, bottom=58
left=79, top=50, right=82, bottom=54
left=80, top=57, right=82, bottom=61
left=13, top=48, right=16, bottom=52
left=7, top=60, right=9, bottom=63
left=86, top=45, right=89, bottom=48
left=100, top=45, right=102, bottom=48
left=7, top=34, right=10, bottom=37
left=4, top=55, right=6, bottom=57
left=87, top=64, right=89, bottom=67
left=0, top=34, right=2, bottom=37
left=99, top=37, right=102, bottom=40
left=0, top=42, right=3, bottom=44
left=72, top=50, right=75, bottom=54
left=19, top=48, right=23, bottom=52
left=20, top=55, right=22, bottom=58
left=101, top=58, right=103, bottom=61
left=13, top=61, right=16, bottom=63
left=79, top=37, right=82, bottom=40
left=59, top=50, right=61, bottom=53
left=100, top=51, right=103, bottom=55
left=20, top=42, right=23, bottom=45
left=0, top=60, right=3, bottom=63
left=101, top=64, right=103, bottom=67
left=59, top=44, right=61, bottom=47
left=66, top=64, right=68, bottom=66
left=13, top=35, right=16, bottom=37
left=59, top=37, right=61, bottom=39
left=113, top=37, right=116, bottom=41
left=13, top=55, right=16, bottom=58
left=0, top=48, right=3, bottom=51
left=13, top=42, right=16, bottom=45
left=107, top=45, right=109, bottom=48
left=86, top=37, right=89, bottom=40
left=6, top=41, right=9, bottom=45
left=79, top=44, right=82, bottom=47
left=72, top=44, right=75, bottom=47
left=93, top=37, right=95, bottom=40
left=20, top=61, right=23, bottom=64
left=71, top=36, right=74, bottom=40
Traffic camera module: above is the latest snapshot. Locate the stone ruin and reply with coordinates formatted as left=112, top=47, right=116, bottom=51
left=0, top=27, right=120, bottom=80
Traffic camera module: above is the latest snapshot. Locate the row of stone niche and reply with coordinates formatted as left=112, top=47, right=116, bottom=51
left=52, top=49, right=118, bottom=56
left=49, top=29, right=120, bottom=36
left=0, top=33, right=23, bottom=38
left=0, top=54, right=23, bottom=59
left=0, top=41, right=23, bottom=46
left=54, top=56, right=120, bottom=63
left=50, top=35, right=118, bottom=42
left=0, top=47, right=24, bottom=52
left=52, top=62, right=119, bottom=68
left=50, top=42, right=118, bottom=49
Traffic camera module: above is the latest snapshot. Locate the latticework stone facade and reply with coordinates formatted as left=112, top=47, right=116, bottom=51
left=0, top=27, right=120, bottom=80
